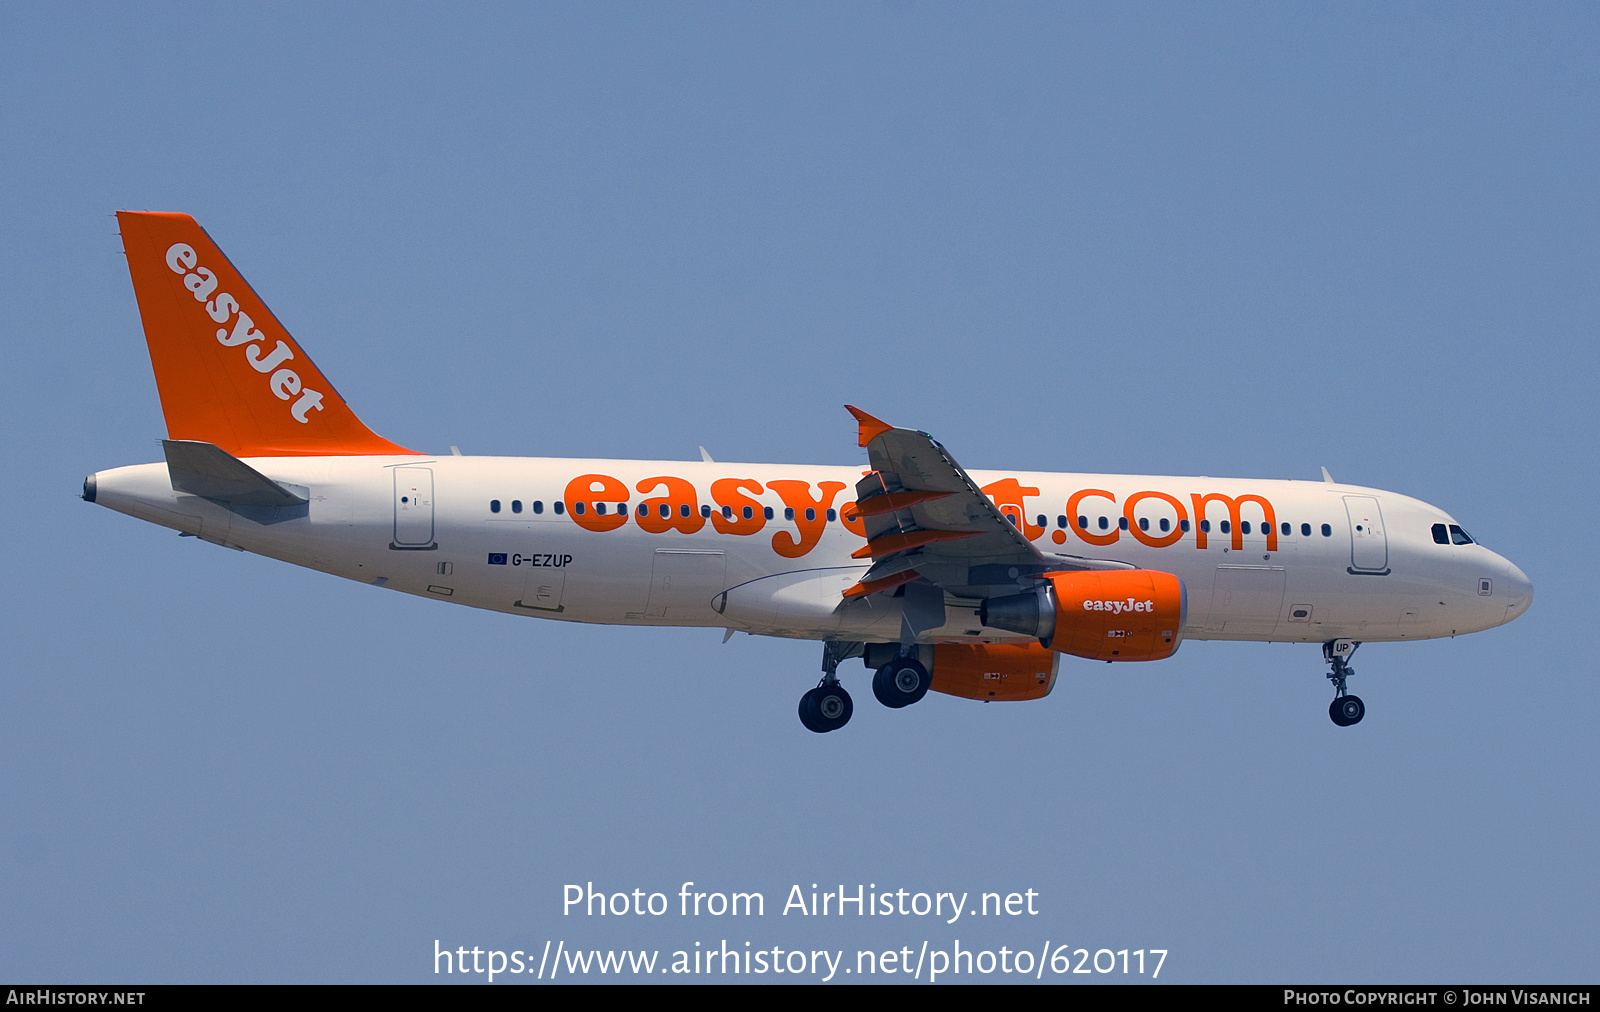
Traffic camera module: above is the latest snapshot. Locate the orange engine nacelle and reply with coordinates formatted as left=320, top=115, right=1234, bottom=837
left=979, top=569, right=1187, bottom=662
left=928, top=643, right=1059, bottom=702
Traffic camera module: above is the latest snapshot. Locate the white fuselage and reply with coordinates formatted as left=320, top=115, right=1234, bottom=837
left=88, top=455, right=1532, bottom=649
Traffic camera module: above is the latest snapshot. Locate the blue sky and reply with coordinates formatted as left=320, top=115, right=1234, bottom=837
left=2, top=3, right=1595, bottom=983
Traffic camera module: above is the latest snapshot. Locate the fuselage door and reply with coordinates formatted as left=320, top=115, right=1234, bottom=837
left=645, top=550, right=727, bottom=620
left=1205, top=565, right=1286, bottom=636
left=393, top=467, right=436, bottom=548
left=1344, top=495, right=1389, bottom=573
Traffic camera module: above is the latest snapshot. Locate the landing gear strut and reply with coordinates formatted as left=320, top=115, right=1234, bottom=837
left=1324, top=639, right=1364, bottom=726
left=799, top=641, right=859, bottom=733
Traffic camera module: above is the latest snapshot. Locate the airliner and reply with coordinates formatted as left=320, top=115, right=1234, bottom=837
left=85, top=212, right=1533, bottom=732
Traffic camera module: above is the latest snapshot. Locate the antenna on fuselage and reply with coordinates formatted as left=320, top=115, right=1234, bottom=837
left=1321, top=466, right=1336, bottom=483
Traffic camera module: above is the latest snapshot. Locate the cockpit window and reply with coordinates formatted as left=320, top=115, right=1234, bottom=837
left=1449, top=524, right=1475, bottom=546
left=1432, top=523, right=1449, bottom=545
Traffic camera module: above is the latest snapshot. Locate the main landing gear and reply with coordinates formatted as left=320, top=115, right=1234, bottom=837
left=797, top=642, right=934, bottom=732
left=798, top=682, right=853, bottom=733
left=872, top=655, right=931, bottom=709
left=1324, top=639, right=1365, bottom=726
left=799, top=640, right=857, bottom=733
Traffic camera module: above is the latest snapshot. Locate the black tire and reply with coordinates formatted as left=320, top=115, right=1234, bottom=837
left=810, top=684, right=853, bottom=732
left=873, top=657, right=931, bottom=709
left=1329, top=695, right=1365, bottom=726
left=798, top=688, right=824, bottom=732
left=1335, top=694, right=1364, bottom=726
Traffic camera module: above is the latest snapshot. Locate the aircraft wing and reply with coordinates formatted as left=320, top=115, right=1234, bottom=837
left=842, top=406, right=1130, bottom=603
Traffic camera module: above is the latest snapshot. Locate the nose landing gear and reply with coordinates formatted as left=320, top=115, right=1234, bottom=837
left=1324, top=639, right=1364, bottom=726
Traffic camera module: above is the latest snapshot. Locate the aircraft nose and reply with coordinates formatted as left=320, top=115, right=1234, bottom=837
left=1501, top=557, right=1533, bottom=623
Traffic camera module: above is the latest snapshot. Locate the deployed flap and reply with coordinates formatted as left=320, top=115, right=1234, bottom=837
left=841, top=406, right=1129, bottom=601
left=163, top=439, right=308, bottom=506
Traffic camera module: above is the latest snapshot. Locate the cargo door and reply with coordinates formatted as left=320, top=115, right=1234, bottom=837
left=1205, top=565, right=1286, bottom=636
left=644, top=550, right=726, bottom=620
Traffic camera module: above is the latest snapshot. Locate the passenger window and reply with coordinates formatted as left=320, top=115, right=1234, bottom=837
left=744, top=506, right=754, bottom=520
left=1160, top=518, right=1170, bottom=532
left=764, top=507, right=774, bottom=520
left=512, top=500, right=522, bottom=514
left=1078, top=515, right=1088, bottom=529
left=659, top=504, right=670, bottom=519
left=533, top=501, right=544, bottom=514
left=1098, top=517, right=1109, bottom=530
left=1200, top=520, right=1211, bottom=533
left=1180, top=519, right=1190, bottom=532
left=1057, top=515, right=1068, bottom=529
left=827, top=508, right=836, bottom=521
left=490, top=499, right=501, bottom=514
left=785, top=507, right=795, bottom=521
left=1241, top=521, right=1250, bottom=534
left=1321, top=524, right=1332, bottom=537
left=1036, top=514, right=1047, bottom=529
left=805, top=508, right=816, bottom=521
left=1432, top=523, right=1450, bottom=545
left=722, top=505, right=733, bottom=518
left=1139, top=517, right=1149, bottom=531
left=1301, top=523, right=1311, bottom=537
left=594, top=502, right=606, bottom=515
left=574, top=501, right=586, bottom=515
left=701, top=504, right=711, bottom=518
left=1281, top=522, right=1290, bottom=536
left=638, top=503, right=648, bottom=517
left=554, top=501, right=565, bottom=515
left=1118, top=517, right=1128, bottom=530
left=680, top=504, right=691, bottom=518
left=1220, top=520, right=1231, bottom=534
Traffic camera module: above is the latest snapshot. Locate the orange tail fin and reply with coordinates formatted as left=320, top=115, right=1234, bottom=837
left=117, top=212, right=417, bottom=457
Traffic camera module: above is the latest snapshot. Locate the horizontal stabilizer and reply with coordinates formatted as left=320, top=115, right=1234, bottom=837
left=163, top=440, right=307, bottom=506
